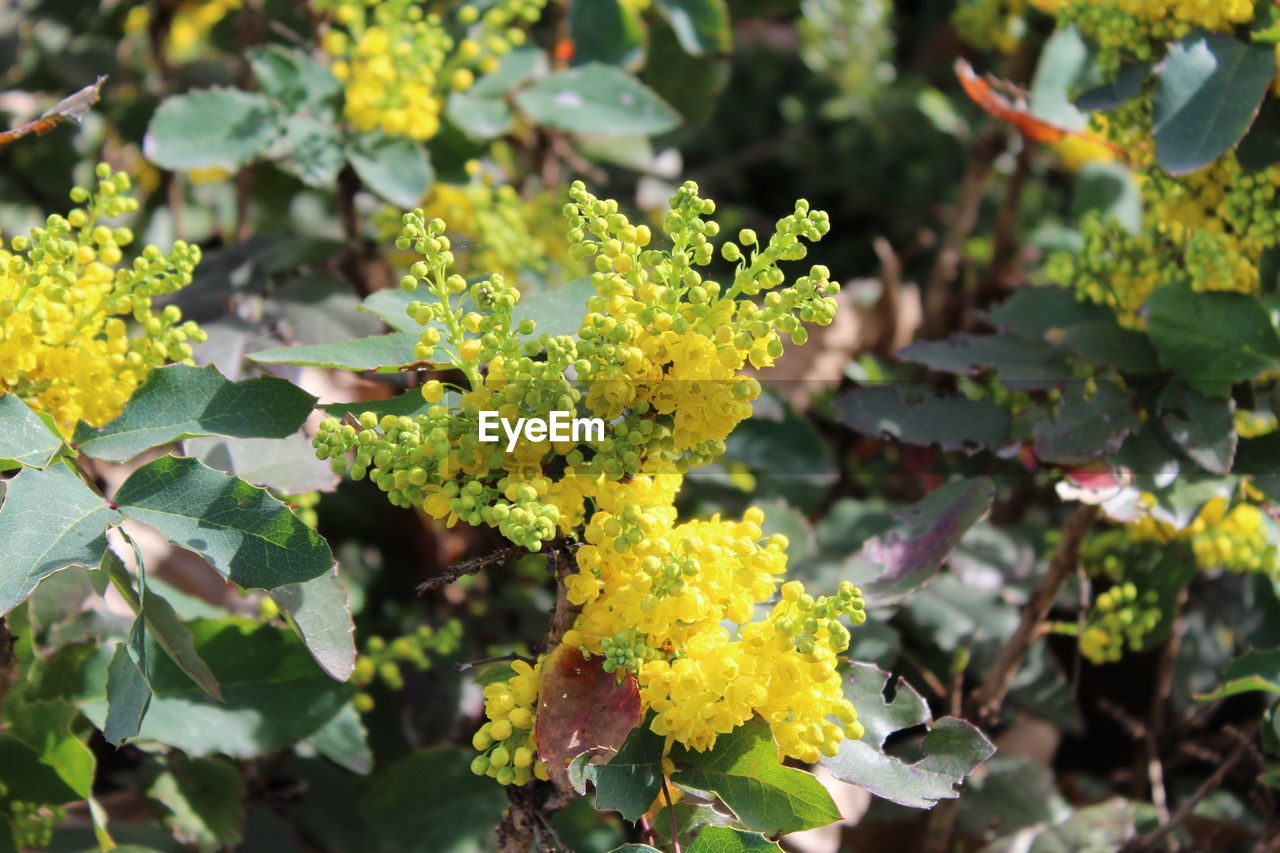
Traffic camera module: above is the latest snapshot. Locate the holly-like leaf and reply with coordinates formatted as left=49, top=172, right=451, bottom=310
left=515, top=64, right=681, bottom=137
left=670, top=717, right=840, bottom=836
left=361, top=747, right=509, bottom=853
left=1146, top=283, right=1280, bottom=398
left=0, top=463, right=121, bottom=616
left=856, top=478, right=995, bottom=607
left=0, top=393, right=65, bottom=470
left=834, top=386, right=1010, bottom=453
left=113, top=456, right=333, bottom=590
left=347, top=132, right=433, bottom=208
left=1032, top=382, right=1142, bottom=465
left=821, top=663, right=994, bottom=808
left=1153, top=31, right=1277, bottom=175
left=74, top=364, right=317, bottom=463
left=1197, top=650, right=1280, bottom=701
left=655, top=0, right=731, bottom=57
left=1059, top=319, right=1160, bottom=374
left=1155, top=384, right=1236, bottom=474
left=270, top=568, right=356, bottom=682
left=536, top=643, right=643, bottom=789
left=687, top=827, right=779, bottom=852
left=145, top=89, right=282, bottom=171
left=248, top=332, right=419, bottom=372
left=897, top=333, right=1071, bottom=387
left=575, top=721, right=665, bottom=821
left=74, top=619, right=350, bottom=757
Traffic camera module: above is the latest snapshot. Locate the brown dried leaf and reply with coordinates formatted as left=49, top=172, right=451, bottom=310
left=0, top=76, right=107, bottom=147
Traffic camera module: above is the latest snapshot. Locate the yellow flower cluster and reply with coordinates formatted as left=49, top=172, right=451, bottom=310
left=561, top=502, right=867, bottom=762
left=470, top=658, right=552, bottom=785
left=1058, top=0, right=1256, bottom=73
left=0, top=164, right=204, bottom=433
left=1078, top=581, right=1161, bottom=664
left=319, top=0, right=546, bottom=140
left=1128, top=497, right=1278, bottom=576
left=952, top=0, right=1032, bottom=54
left=350, top=620, right=462, bottom=711
left=123, top=1, right=243, bottom=63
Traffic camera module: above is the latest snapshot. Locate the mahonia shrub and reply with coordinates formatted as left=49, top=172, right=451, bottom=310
left=313, top=180, right=867, bottom=785
left=0, top=163, right=204, bottom=432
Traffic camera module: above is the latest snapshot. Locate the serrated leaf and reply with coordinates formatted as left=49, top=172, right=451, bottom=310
left=536, top=644, right=643, bottom=789
left=74, top=619, right=350, bottom=757
left=114, top=456, right=333, bottom=590
left=984, top=286, right=1111, bottom=338
left=1153, top=31, right=1276, bottom=175
left=0, top=393, right=65, bottom=469
left=856, top=479, right=995, bottom=606
left=1059, top=318, right=1160, bottom=373
left=656, top=0, right=731, bottom=57
left=145, top=89, right=281, bottom=171
left=670, top=717, right=839, bottom=836
left=821, top=663, right=994, bottom=808
left=74, top=364, right=317, bottom=463
left=0, top=463, right=121, bottom=616
left=515, top=64, right=680, bottom=137
left=1197, top=650, right=1280, bottom=700
left=687, top=827, right=779, bottom=852
left=898, top=334, right=1071, bottom=386
left=1146, top=282, right=1280, bottom=398
left=361, top=747, right=508, bottom=853
left=248, top=332, right=419, bottom=372
left=104, top=642, right=151, bottom=747
left=578, top=722, right=665, bottom=821
left=1032, top=382, right=1141, bottom=465
left=834, top=387, right=1010, bottom=453
left=148, top=755, right=246, bottom=850
left=347, top=132, right=433, bottom=208
left=270, top=567, right=355, bottom=681
left=1156, top=384, right=1236, bottom=474
left=322, top=389, right=433, bottom=421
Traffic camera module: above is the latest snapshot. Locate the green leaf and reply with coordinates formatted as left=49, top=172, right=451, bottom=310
left=670, top=717, right=840, bottom=836
left=898, top=334, right=1071, bottom=387
left=655, top=0, right=731, bottom=57
left=1153, top=31, right=1277, bottom=175
left=321, top=389, right=434, bottom=421
left=610, top=847, right=663, bottom=853
left=187, top=434, right=338, bottom=494
left=985, top=285, right=1111, bottom=338
left=0, top=463, right=121, bottom=616
left=1073, top=161, right=1143, bottom=235
left=0, top=393, right=65, bottom=470
left=446, top=48, right=542, bottom=139
left=570, top=0, right=646, bottom=67
left=515, top=64, right=681, bottom=137
left=687, top=827, right=779, bottom=852
left=1031, top=382, right=1142, bottom=465
left=359, top=285, right=444, bottom=333
left=74, top=364, right=318, bottom=463
left=1073, top=62, right=1148, bottom=111
left=104, top=642, right=151, bottom=747
left=248, top=332, right=419, bottom=372
left=303, top=703, right=373, bottom=774
left=513, top=276, right=596, bottom=338
left=834, top=387, right=1010, bottom=453
left=148, top=755, right=246, bottom=850
left=821, top=663, right=994, bottom=808
left=1059, top=319, right=1160, bottom=373
left=276, top=114, right=345, bottom=187
left=270, top=568, right=356, bottom=681
left=1155, top=384, right=1236, bottom=474
left=577, top=722, right=665, bottom=821
left=75, top=619, right=350, bottom=757
left=249, top=45, right=341, bottom=113
left=3, top=698, right=96, bottom=802
left=114, top=455, right=333, bottom=590
left=1146, top=282, right=1280, bottom=398
left=1028, top=25, right=1091, bottom=132
left=1236, top=96, right=1280, bottom=170
left=347, top=132, right=434, bottom=208
left=145, top=89, right=282, bottom=171
left=361, top=747, right=509, bottom=853
left=1197, top=650, right=1280, bottom=700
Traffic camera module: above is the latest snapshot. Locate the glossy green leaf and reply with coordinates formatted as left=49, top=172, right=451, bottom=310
left=1155, top=384, right=1236, bottom=474
left=570, top=0, right=646, bottom=67
left=104, top=642, right=151, bottom=747
left=687, top=827, right=779, bottom=852
left=249, top=45, right=341, bottom=113
left=1236, top=96, right=1280, bottom=170
left=114, top=455, right=333, bottom=590
left=270, top=568, right=356, bottom=681
left=1197, top=650, right=1280, bottom=700
left=834, top=387, right=1010, bottom=453
left=0, top=463, right=121, bottom=616
left=1153, top=31, right=1276, bottom=175
left=249, top=332, right=419, bottom=372
left=984, top=285, right=1111, bottom=338
left=898, top=333, right=1071, bottom=386
left=670, top=717, right=840, bottom=836
left=1060, top=319, right=1160, bottom=373
left=75, top=619, right=350, bottom=757
left=304, top=703, right=373, bottom=774
left=347, top=132, right=433, bottom=208
left=656, top=0, right=731, bottom=57
left=74, top=364, right=317, bottom=463
left=821, top=663, right=994, bottom=808
left=446, top=48, right=542, bottom=139
left=277, top=114, right=345, bottom=186
left=0, top=394, right=65, bottom=470
left=513, top=276, right=596, bottom=338
left=145, top=89, right=281, bottom=171
left=515, top=64, right=680, bottom=137
left=576, top=722, right=665, bottom=821
left=322, top=389, right=434, bottom=422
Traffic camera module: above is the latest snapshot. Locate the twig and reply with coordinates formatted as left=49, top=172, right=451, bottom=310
left=660, top=775, right=682, bottom=853
left=1145, top=595, right=1186, bottom=824
left=871, top=235, right=904, bottom=359
left=968, top=503, right=1099, bottom=726
left=981, top=141, right=1032, bottom=297
left=416, top=545, right=528, bottom=594
left=455, top=652, right=534, bottom=673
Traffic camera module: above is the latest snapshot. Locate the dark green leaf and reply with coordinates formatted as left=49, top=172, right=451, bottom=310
left=1153, top=31, right=1276, bottom=175
left=114, top=456, right=333, bottom=590
left=0, top=393, right=65, bottom=470
left=75, top=619, right=350, bottom=757
left=0, top=463, right=121, bottom=616
left=1059, top=319, right=1160, bottom=373
left=821, top=663, right=994, bottom=808
left=1146, top=282, right=1280, bottom=398
left=577, top=722, right=665, bottom=821
left=104, top=642, right=151, bottom=747
left=1073, top=62, right=1148, bottom=111
left=898, top=334, right=1071, bottom=386
left=361, top=747, right=508, bottom=853
left=656, top=0, right=731, bottom=57
left=1155, top=384, right=1236, bottom=474
left=1032, top=382, right=1141, bottom=465
left=0, top=698, right=95, bottom=802
left=270, top=568, right=355, bottom=681
left=248, top=332, right=419, bottom=372
left=687, top=827, right=779, bottom=852
left=834, top=387, right=1010, bottom=453
left=1073, top=161, right=1143, bottom=235
left=148, top=755, right=247, bottom=849
left=515, top=64, right=681, bottom=137
left=321, top=389, right=434, bottom=422
left=347, top=133, right=433, bottom=208
left=1197, top=650, right=1280, bottom=700
left=670, top=717, right=840, bottom=836
left=145, top=89, right=281, bottom=171
left=570, top=0, right=646, bottom=67
left=74, top=364, right=317, bottom=463
left=642, top=18, right=730, bottom=129
left=985, top=285, right=1111, bottom=338
left=1235, top=95, right=1280, bottom=170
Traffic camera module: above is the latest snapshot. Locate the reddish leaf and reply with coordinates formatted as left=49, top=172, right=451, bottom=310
left=0, top=76, right=107, bottom=147
left=535, top=642, right=642, bottom=790
left=954, top=59, right=1125, bottom=158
